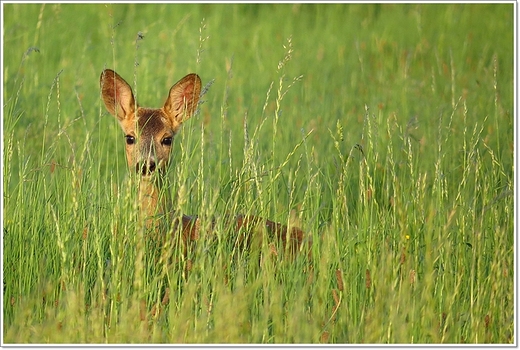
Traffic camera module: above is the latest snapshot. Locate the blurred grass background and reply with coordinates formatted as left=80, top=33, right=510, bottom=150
left=3, top=3, right=514, bottom=344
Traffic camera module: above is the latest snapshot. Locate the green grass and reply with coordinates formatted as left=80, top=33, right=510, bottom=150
left=3, top=3, right=514, bottom=344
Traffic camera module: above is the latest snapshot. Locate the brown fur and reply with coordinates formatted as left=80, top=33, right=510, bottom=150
left=100, top=69, right=308, bottom=257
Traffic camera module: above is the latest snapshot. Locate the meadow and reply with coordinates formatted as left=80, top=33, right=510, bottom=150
left=2, top=3, right=515, bottom=344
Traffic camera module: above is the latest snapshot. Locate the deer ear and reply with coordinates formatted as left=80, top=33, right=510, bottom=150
left=163, top=73, right=201, bottom=125
left=100, top=69, right=136, bottom=121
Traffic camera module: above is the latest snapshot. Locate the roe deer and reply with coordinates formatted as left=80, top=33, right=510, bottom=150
left=100, top=69, right=308, bottom=258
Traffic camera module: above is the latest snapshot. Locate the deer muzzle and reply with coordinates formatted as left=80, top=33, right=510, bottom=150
left=136, top=158, right=157, bottom=176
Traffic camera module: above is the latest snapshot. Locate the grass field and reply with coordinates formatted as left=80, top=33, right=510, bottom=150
left=2, top=3, right=515, bottom=344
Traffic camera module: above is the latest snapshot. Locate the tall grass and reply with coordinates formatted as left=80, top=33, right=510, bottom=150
left=3, top=3, right=514, bottom=344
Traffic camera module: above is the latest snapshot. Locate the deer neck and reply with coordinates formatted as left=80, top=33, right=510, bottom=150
left=137, top=175, right=169, bottom=225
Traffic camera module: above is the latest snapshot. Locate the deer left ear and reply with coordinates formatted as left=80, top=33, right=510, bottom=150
left=100, top=69, right=137, bottom=122
left=163, top=73, right=201, bottom=125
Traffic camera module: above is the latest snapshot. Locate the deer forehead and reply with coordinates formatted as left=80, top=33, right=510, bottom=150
left=122, top=108, right=179, bottom=139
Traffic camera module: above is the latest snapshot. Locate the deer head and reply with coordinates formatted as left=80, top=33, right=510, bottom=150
left=100, top=69, right=202, bottom=178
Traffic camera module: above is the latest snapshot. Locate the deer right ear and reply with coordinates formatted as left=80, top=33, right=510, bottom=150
left=100, top=69, right=136, bottom=121
left=163, top=73, right=202, bottom=126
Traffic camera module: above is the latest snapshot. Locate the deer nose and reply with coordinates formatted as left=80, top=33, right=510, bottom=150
left=136, top=159, right=156, bottom=176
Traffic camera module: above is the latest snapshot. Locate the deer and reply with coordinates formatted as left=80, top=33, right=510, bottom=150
left=99, top=69, right=309, bottom=262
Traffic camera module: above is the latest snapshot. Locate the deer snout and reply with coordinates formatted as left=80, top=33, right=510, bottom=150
left=136, top=158, right=157, bottom=176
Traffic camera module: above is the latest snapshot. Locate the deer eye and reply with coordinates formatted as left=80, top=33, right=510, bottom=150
left=125, top=135, right=135, bottom=145
left=162, top=137, right=172, bottom=146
